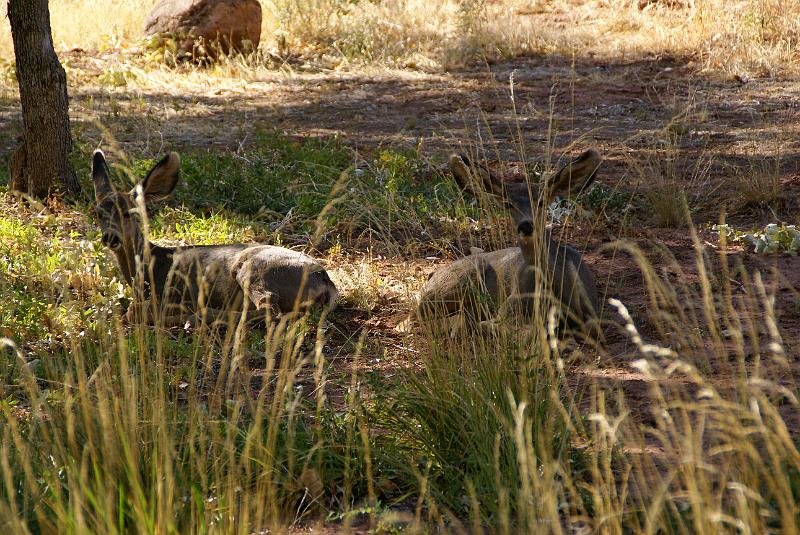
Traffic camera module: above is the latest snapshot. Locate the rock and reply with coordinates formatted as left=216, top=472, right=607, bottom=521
left=144, top=0, right=262, bottom=59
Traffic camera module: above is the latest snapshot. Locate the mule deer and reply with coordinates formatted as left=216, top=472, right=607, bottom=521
left=91, top=150, right=338, bottom=327
left=415, top=149, right=602, bottom=333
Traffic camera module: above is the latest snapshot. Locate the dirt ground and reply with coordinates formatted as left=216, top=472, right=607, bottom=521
left=3, top=51, right=800, bottom=439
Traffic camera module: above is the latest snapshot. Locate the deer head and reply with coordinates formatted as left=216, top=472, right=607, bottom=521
left=448, top=148, right=601, bottom=225
left=92, top=150, right=180, bottom=284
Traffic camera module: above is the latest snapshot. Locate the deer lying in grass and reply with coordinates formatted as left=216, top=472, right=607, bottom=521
left=91, top=150, right=338, bottom=327
left=415, top=149, right=602, bottom=335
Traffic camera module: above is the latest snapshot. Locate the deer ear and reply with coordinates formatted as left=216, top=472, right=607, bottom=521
left=449, top=152, right=535, bottom=222
left=137, top=152, right=180, bottom=202
left=92, top=150, right=114, bottom=203
left=547, top=149, right=601, bottom=201
left=448, top=153, right=502, bottom=197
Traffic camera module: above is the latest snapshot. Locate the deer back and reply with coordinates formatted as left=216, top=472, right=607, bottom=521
left=416, top=247, right=523, bottom=321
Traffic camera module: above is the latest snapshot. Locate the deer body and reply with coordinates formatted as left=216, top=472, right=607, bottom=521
left=415, top=150, right=602, bottom=330
left=92, top=150, right=337, bottom=327
left=417, top=239, right=599, bottom=324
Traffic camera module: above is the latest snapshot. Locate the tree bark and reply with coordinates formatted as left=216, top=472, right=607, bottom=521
left=7, top=0, right=80, bottom=197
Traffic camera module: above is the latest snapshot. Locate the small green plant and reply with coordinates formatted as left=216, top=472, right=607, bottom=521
left=714, top=222, right=800, bottom=254
left=378, top=313, right=585, bottom=528
left=582, top=183, right=635, bottom=222
left=0, top=208, right=124, bottom=347
left=98, top=68, right=136, bottom=87
left=150, top=207, right=256, bottom=244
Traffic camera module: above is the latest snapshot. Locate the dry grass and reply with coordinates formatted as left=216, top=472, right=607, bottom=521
left=1, top=0, right=800, bottom=82
left=0, top=0, right=157, bottom=56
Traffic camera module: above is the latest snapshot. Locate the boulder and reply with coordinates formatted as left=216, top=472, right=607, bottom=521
left=144, top=0, right=262, bottom=58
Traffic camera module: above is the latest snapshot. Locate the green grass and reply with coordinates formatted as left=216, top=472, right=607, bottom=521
left=380, top=325, right=584, bottom=526
left=0, top=131, right=490, bottom=531
left=0, top=318, right=380, bottom=532
left=101, top=132, right=482, bottom=252
left=150, top=208, right=257, bottom=244
left=1, top=131, right=482, bottom=352
left=0, top=203, right=123, bottom=349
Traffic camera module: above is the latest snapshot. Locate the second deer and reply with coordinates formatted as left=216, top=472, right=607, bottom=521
left=415, top=149, right=603, bottom=334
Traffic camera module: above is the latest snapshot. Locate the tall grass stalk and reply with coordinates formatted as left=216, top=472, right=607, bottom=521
left=0, top=306, right=374, bottom=532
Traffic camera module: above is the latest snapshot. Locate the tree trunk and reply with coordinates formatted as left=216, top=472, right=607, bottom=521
left=7, top=0, right=80, bottom=197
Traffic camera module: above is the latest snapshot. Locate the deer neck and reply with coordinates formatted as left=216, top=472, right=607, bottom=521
left=519, top=228, right=553, bottom=267
left=115, top=241, right=175, bottom=300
